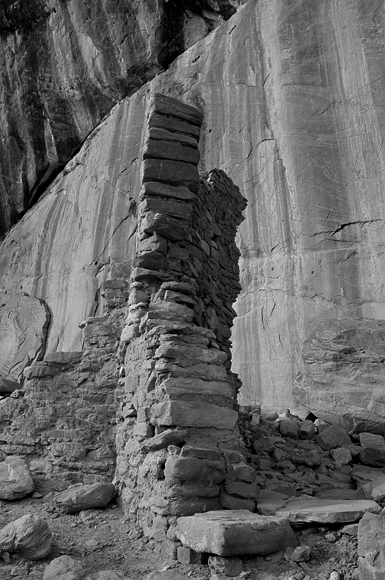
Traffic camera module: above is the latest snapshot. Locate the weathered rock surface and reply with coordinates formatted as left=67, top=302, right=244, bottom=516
left=54, top=483, right=116, bottom=514
left=0, top=455, right=34, bottom=500
left=275, top=498, right=381, bottom=524
left=358, top=511, right=385, bottom=580
left=175, top=510, right=297, bottom=557
left=0, top=292, right=49, bottom=380
left=1, top=0, right=385, bottom=423
left=0, top=514, right=52, bottom=560
left=43, top=556, right=85, bottom=580
left=0, top=0, right=244, bottom=236
left=317, top=425, right=351, bottom=452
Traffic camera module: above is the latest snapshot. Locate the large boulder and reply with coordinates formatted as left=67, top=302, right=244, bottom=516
left=0, top=514, right=52, bottom=560
left=54, top=482, right=116, bottom=514
left=0, top=455, right=34, bottom=500
left=175, top=510, right=297, bottom=557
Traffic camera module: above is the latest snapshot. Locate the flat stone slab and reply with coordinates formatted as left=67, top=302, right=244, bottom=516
left=175, top=509, right=297, bottom=557
left=275, top=498, right=381, bottom=524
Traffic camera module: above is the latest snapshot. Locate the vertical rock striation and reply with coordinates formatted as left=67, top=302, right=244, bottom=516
left=0, top=0, right=245, bottom=236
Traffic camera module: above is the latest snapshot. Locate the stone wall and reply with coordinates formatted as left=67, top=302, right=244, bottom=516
left=0, top=95, right=251, bottom=532
left=0, top=265, right=129, bottom=492
left=114, top=95, right=252, bottom=544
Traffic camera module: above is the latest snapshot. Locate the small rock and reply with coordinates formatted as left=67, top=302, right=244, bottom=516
left=86, top=572, right=125, bottom=580
left=1, top=551, right=11, bottom=564
left=279, top=420, right=300, bottom=439
left=0, top=456, right=35, bottom=500
left=144, top=572, right=191, bottom=580
left=331, top=448, right=352, bottom=466
left=208, top=555, right=243, bottom=577
left=324, top=533, right=337, bottom=542
left=10, top=563, right=30, bottom=577
left=44, top=556, right=85, bottom=580
left=329, top=572, right=341, bottom=580
left=32, top=492, right=43, bottom=499
left=299, top=421, right=316, bottom=440
left=291, top=546, right=311, bottom=562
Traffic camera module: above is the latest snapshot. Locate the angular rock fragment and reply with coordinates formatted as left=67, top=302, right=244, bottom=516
left=317, top=425, right=351, bottom=451
left=175, top=510, right=297, bottom=556
left=54, top=482, right=116, bottom=514
left=299, top=420, right=316, bottom=440
left=359, top=433, right=385, bottom=467
left=279, top=420, right=300, bottom=438
left=0, top=514, right=52, bottom=560
left=0, top=456, right=35, bottom=500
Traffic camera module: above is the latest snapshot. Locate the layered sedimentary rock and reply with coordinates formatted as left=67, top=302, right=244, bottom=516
left=2, top=0, right=385, bottom=425
left=114, top=95, right=250, bottom=538
left=0, top=0, right=244, bottom=236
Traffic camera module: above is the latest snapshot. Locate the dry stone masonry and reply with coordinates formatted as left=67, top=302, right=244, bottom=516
left=114, top=94, right=249, bottom=543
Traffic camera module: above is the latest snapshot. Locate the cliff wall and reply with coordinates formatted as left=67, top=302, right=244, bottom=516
left=2, top=0, right=385, bottom=425
left=0, top=0, right=244, bottom=235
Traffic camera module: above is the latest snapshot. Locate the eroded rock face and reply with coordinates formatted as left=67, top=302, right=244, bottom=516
left=1, top=0, right=385, bottom=423
left=296, top=318, right=385, bottom=430
left=0, top=0, right=245, bottom=236
left=0, top=292, right=49, bottom=380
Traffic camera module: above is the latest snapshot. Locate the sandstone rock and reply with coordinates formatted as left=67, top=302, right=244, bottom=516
left=359, top=433, right=385, bottom=467
left=175, top=510, right=297, bottom=556
left=0, top=514, right=52, bottom=560
left=86, top=572, right=126, bottom=580
left=0, top=376, right=20, bottom=395
left=0, top=292, right=49, bottom=380
left=150, top=400, right=238, bottom=430
left=317, top=425, right=351, bottom=451
left=232, top=462, right=257, bottom=483
left=43, top=556, right=85, bottom=580
left=141, top=429, right=188, bottom=451
left=144, top=572, right=190, bottom=580
left=0, top=456, right=34, bottom=500
left=208, top=555, right=243, bottom=577
left=276, top=498, right=381, bottom=524
left=218, top=491, right=255, bottom=512
left=54, top=483, right=116, bottom=514
left=279, top=420, right=300, bottom=439
left=291, top=546, right=311, bottom=562
left=299, top=420, right=316, bottom=440
left=358, top=511, right=385, bottom=580
left=331, top=448, right=352, bottom=466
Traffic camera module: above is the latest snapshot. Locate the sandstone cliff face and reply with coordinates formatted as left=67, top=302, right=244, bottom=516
left=2, top=0, right=385, bottom=425
left=0, top=0, right=244, bottom=235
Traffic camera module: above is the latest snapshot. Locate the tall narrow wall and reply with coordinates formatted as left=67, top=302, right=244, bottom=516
left=115, top=95, right=250, bottom=540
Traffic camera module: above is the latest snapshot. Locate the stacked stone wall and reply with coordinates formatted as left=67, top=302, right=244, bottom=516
left=0, top=264, right=130, bottom=491
left=115, top=94, right=250, bottom=544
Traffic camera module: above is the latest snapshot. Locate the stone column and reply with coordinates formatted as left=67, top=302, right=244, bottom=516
left=115, top=94, right=251, bottom=543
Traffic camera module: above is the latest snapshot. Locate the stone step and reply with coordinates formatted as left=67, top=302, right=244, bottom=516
left=175, top=509, right=297, bottom=557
